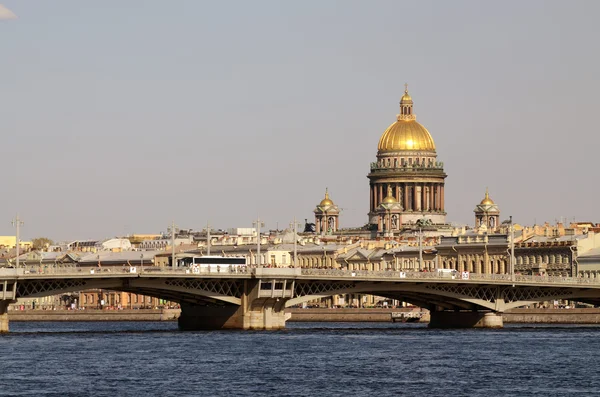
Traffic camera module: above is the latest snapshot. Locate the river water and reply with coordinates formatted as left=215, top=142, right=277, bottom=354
left=1, top=321, right=599, bottom=396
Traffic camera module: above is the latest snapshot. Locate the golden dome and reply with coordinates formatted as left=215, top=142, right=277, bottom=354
left=382, top=189, right=397, bottom=204
left=319, top=188, right=334, bottom=206
left=378, top=120, right=436, bottom=151
left=480, top=188, right=495, bottom=205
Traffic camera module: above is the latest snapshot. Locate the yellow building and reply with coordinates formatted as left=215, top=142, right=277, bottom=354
left=126, top=234, right=162, bottom=248
left=0, top=236, right=32, bottom=250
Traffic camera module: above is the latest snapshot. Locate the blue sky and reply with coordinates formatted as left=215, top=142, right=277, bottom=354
left=2, top=1, right=599, bottom=240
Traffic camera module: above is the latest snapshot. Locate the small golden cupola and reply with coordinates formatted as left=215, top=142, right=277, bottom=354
left=474, top=187, right=501, bottom=231
left=381, top=185, right=398, bottom=204
left=319, top=188, right=334, bottom=207
left=376, top=185, right=404, bottom=237
left=314, top=188, right=340, bottom=235
left=480, top=188, right=495, bottom=205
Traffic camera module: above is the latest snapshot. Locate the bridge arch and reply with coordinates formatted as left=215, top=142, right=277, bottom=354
left=287, top=282, right=502, bottom=311
left=16, top=278, right=243, bottom=306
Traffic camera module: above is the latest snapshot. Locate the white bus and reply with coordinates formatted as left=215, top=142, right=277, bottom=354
left=181, top=255, right=247, bottom=273
left=436, top=268, right=458, bottom=279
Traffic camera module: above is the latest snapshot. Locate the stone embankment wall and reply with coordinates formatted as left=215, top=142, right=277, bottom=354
left=8, top=308, right=180, bottom=322
left=503, top=308, right=600, bottom=324
left=286, top=308, right=423, bottom=322
left=8, top=308, right=600, bottom=324
left=287, top=308, right=600, bottom=324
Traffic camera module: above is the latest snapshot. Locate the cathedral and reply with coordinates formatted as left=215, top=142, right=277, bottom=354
left=314, top=85, right=448, bottom=235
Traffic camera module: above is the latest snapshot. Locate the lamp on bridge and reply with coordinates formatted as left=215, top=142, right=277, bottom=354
left=290, top=217, right=302, bottom=268
left=510, top=215, right=515, bottom=282
left=11, top=215, right=24, bottom=272
left=253, top=217, right=265, bottom=267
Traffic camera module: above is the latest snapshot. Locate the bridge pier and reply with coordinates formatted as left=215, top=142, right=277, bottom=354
left=429, top=311, right=503, bottom=329
left=0, top=300, right=11, bottom=333
left=178, top=301, right=289, bottom=330
left=178, top=279, right=290, bottom=330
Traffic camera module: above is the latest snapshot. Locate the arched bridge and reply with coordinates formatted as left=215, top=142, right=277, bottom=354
left=2, top=266, right=600, bottom=332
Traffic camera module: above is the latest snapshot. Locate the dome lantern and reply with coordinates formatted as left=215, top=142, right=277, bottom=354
left=398, top=83, right=415, bottom=120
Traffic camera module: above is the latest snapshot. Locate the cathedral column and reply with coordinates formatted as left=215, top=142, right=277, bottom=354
left=441, top=185, right=445, bottom=212
left=373, top=185, right=378, bottom=209
left=404, top=185, right=409, bottom=211
left=395, top=183, right=400, bottom=202
left=370, top=185, right=374, bottom=212
left=379, top=184, right=384, bottom=208
left=413, top=184, right=419, bottom=212
left=429, top=184, right=434, bottom=211
left=484, top=250, right=490, bottom=274
left=421, top=184, right=427, bottom=211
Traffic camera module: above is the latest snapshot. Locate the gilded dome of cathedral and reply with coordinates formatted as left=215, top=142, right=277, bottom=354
left=378, top=120, right=436, bottom=151
left=377, top=86, right=436, bottom=152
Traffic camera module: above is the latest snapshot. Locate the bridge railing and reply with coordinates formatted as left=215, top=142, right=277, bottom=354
left=298, top=268, right=600, bottom=286
left=3, top=265, right=600, bottom=286
left=1, top=264, right=253, bottom=277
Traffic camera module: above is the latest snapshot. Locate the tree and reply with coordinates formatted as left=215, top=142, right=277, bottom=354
left=31, top=237, right=54, bottom=250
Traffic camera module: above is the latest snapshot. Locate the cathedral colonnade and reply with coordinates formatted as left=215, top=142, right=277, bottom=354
left=370, top=182, right=445, bottom=213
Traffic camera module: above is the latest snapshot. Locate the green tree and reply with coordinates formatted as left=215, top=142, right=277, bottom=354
left=31, top=237, right=54, bottom=250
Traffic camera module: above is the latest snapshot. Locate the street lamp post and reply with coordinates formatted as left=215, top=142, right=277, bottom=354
left=11, top=215, right=24, bottom=272
left=205, top=221, right=211, bottom=256
left=290, top=217, right=302, bottom=268
left=253, top=217, right=264, bottom=267
left=510, top=215, right=515, bottom=282
left=140, top=253, right=143, bottom=272
left=169, top=221, right=178, bottom=269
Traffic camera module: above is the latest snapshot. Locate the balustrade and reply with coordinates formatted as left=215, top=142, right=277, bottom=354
left=1, top=265, right=600, bottom=286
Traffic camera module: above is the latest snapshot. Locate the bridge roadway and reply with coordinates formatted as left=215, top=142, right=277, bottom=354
left=3, top=265, right=600, bottom=332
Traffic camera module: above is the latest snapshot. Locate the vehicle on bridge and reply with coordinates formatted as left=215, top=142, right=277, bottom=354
left=436, top=268, right=459, bottom=279
left=179, top=255, right=247, bottom=273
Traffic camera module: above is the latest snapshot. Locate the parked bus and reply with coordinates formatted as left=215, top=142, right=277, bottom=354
left=436, top=268, right=458, bottom=279
left=180, top=255, right=247, bottom=273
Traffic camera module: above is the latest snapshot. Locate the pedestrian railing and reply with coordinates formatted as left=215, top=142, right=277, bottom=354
left=1, top=265, right=599, bottom=287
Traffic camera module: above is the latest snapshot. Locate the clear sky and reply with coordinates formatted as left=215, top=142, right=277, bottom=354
left=2, top=1, right=599, bottom=242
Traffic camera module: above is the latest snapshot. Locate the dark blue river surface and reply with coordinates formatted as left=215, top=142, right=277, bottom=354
left=1, top=322, right=599, bottom=397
